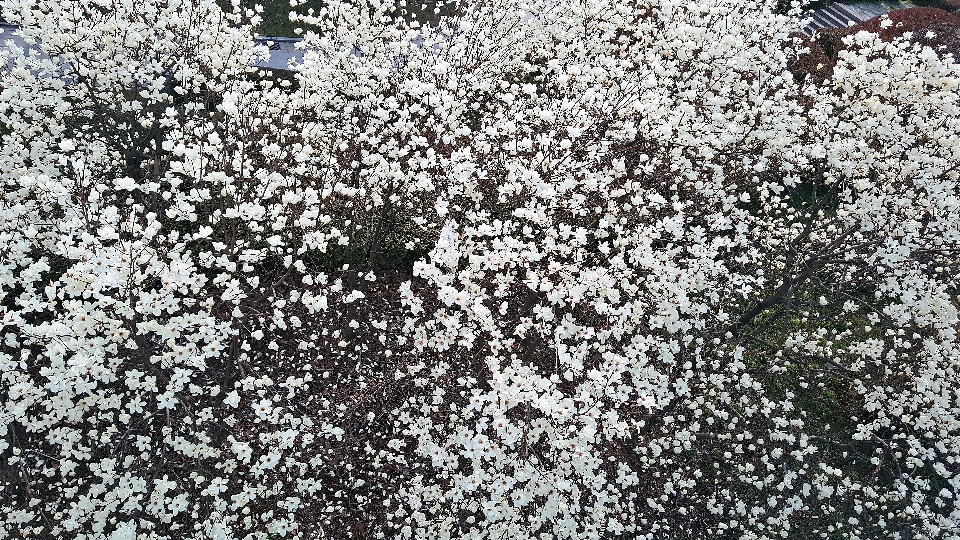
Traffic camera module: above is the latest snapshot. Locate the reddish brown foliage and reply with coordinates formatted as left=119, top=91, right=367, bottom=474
left=855, top=6, right=960, bottom=40
left=787, top=31, right=835, bottom=83
left=790, top=7, right=960, bottom=83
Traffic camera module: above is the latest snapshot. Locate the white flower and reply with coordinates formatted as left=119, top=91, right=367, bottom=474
left=344, top=290, right=365, bottom=303
left=253, top=398, right=273, bottom=420
left=157, top=392, right=178, bottom=410
left=223, top=391, right=241, bottom=408
left=208, top=477, right=228, bottom=496
left=109, top=521, right=136, bottom=540
left=638, top=394, right=656, bottom=410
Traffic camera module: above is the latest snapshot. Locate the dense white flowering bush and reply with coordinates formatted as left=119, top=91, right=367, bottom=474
left=2, top=0, right=960, bottom=538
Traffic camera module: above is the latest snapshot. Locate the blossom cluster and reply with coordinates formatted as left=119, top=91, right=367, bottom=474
left=2, top=0, right=960, bottom=539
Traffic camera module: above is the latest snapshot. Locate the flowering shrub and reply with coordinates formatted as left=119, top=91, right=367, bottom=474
left=2, top=0, right=960, bottom=539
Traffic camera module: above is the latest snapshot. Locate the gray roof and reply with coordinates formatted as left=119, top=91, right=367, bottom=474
left=1, top=24, right=306, bottom=74
left=0, top=23, right=33, bottom=60
left=801, top=1, right=912, bottom=35
left=253, top=36, right=305, bottom=70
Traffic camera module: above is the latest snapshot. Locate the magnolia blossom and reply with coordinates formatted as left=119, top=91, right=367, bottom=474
left=2, top=0, right=960, bottom=539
